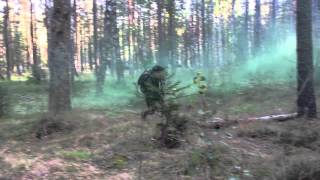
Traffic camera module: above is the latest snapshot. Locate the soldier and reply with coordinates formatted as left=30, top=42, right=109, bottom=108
left=137, top=65, right=167, bottom=119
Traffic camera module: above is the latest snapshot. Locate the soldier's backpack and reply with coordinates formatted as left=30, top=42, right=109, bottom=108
left=137, top=70, right=151, bottom=93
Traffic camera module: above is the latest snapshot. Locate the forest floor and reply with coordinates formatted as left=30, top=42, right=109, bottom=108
left=0, top=82, right=320, bottom=180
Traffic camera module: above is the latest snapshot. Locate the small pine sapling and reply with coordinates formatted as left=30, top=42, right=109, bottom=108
left=158, top=74, right=193, bottom=148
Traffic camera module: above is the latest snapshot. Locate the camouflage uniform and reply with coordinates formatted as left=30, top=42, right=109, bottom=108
left=138, top=66, right=166, bottom=119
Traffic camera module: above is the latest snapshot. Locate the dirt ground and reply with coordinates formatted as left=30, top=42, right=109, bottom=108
left=0, top=86, right=320, bottom=180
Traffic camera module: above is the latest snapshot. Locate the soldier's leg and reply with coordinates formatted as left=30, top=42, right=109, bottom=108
left=141, top=98, right=157, bottom=119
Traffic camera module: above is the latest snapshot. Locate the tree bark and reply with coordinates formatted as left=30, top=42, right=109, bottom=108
left=30, top=0, right=41, bottom=81
left=297, top=0, right=317, bottom=118
left=93, top=0, right=99, bottom=74
left=96, top=0, right=118, bottom=94
left=71, top=0, right=79, bottom=82
left=156, top=0, right=166, bottom=66
left=48, top=0, right=72, bottom=114
left=167, top=0, right=177, bottom=70
left=111, top=2, right=124, bottom=82
left=3, top=0, right=12, bottom=80
left=254, top=0, right=262, bottom=56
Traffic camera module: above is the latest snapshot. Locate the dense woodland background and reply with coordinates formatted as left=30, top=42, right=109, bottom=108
left=0, top=0, right=319, bottom=82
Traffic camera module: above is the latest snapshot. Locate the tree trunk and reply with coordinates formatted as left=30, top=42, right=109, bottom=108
left=111, top=2, right=124, bottom=82
left=157, top=0, right=166, bottom=66
left=244, top=0, right=250, bottom=59
left=3, top=0, right=12, bottom=80
left=254, top=0, right=262, bottom=56
left=297, top=0, right=317, bottom=118
left=201, top=0, right=207, bottom=68
left=48, top=0, right=72, bottom=114
left=88, top=39, right=93, bottom=71
left=315, top=0, right=320, bottom=84
left=167, top=0, right=177, bottom=71
left=93, top=0, right=99, bottom=75
left=30, top=0, right=42, bottom=81
left=96, top=0, right=116, bottom=94
left=71, top=0, right=79, bottom=82
left=195, top=0, right=201, bottom=67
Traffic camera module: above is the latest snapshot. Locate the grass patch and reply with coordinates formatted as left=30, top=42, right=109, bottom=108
left=275, top=154, right=320, bottom=180
left=230, top=104, right=259, bottom=114
left=92, top=153, right=129, bottom=170
left=237, top=122, right=281, bottom=139
left=61, top=150, right=91, bottom=161
left=0, top=116, right=40, bottom=140
left=237, top=121, right=320, bottom=150
left=278, top=127, right=319, bottom=149
left=183, top=143, right=235, bottom=178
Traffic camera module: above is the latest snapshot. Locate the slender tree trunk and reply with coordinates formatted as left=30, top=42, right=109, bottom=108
left=244, top=0, right=250, bottom=59
left=48, top=0, right=72, bottom=114
left=146, top=2, right=153, bottom=67
left=3, top=0, right=12, bottom=80
left=167, top=0, right=177, bottom=71
left=254, top=0, right=262, bottom=56
left=93, top=0, right=99, bottom=74
left=13, top=29, right=23, bottom=76
left=30, top=0, right=42, bottom=81
left=80, top=42, right=84, bottom=72
left=201, top=0, right=207, bottom=68
left=297, top=0, right=317, bottom=118
left=314, top=0, right=320, bottom=84
left=195, top=0, right=201, bottom=67
left=44, top=0, right=52, bottom=72
left=127, top=0, right=134, bottom=75
left=206, top=0, right=214, bottom=84
left=111, top=4, right=124, bottom=82
left=96, top=0, right=116, bottom=94
left=270, top=0, right=278, bottom=46
left=157, top=0, right=166, bottom=66
left=88, top=39, right=93, bottom=71
left=71, top=0, right=79, bottom=82
left=136, top=14, right=145, bottom=69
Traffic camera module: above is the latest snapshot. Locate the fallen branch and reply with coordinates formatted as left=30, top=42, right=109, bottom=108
left=247, top=113, right=298, bottom=122
left=198, top=113, right=298, bottom=129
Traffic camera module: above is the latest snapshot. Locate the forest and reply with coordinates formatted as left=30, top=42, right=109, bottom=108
left=0, top=0, right=320, bottom=179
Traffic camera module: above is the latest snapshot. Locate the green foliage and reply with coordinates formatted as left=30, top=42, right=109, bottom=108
left=137, top=72, right=192, bottom=148
left=12, top=29, right=26, bottom=76
left=92, top=153, right=129, bottom=170
left=61, top=150, right=91, bottom=161
left=163, top=73, right=192, bottom=101
left=110, top=154, right=129, bottom=169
